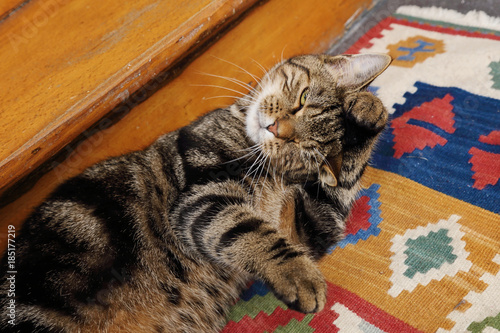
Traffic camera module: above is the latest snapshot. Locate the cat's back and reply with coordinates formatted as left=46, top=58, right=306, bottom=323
left=0, top=131, right=210, bottom=332
left=0, top=133, right=177, bottom=326
left=0, top=109, right=252, bottom=332
left=14, top=130, right=184, bottom=268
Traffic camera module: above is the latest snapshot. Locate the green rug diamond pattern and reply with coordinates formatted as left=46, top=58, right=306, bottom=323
left=403, top=228, right=458, bottom=278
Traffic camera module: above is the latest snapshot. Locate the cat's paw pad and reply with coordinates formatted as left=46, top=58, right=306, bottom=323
left=266, top=256, right=327, bottom=313
left=345, top=92, right=388, bottom=133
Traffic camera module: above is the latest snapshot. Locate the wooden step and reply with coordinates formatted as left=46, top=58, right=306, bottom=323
left=0, top=0, right=374, bottom=247
left=0, top=0, right=259, bottom=197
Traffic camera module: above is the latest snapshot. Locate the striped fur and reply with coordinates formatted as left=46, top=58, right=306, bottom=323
left=0, top=54, right=390, bottom=332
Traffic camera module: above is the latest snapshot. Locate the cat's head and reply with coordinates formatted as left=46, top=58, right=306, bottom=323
left=244, top=54, right=390, bottom=186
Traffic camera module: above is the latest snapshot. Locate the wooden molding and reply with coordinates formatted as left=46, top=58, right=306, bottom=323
left=0, top=0, right=25, bottom=20
left=0, top=0, right=260, bottom=196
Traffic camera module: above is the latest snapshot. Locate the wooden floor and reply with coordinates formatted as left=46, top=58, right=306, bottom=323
left=0, top=0, right=373, bottom=250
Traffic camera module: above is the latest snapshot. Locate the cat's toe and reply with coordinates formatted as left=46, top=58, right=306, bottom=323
left=289, top=271, right=327, bottom=313
left=345, top=92, right=388, bottom=133
left=265, top=256, right=327, bottom=313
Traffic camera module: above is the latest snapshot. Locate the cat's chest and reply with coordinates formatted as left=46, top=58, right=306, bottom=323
left=254, top=182, right=301, bottom=245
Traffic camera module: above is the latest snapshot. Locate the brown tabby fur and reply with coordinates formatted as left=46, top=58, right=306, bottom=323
left=0, top=54, right=390, bottom=332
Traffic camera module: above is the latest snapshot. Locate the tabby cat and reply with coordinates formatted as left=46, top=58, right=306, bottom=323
left=0, top=53, right=390, bottom=332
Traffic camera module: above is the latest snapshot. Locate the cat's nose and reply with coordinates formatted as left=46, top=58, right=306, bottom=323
left=267, top=119, right=296, bottom=139
left=267, top=121, right=278, bottom=137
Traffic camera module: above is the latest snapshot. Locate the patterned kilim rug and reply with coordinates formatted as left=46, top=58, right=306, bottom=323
left=222, top=6, right=500, bottom=333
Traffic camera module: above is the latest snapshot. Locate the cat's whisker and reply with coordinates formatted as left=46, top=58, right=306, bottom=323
left=239, top=97, right=256, bottom=107
left=303, top=151, right=312, bottom=187
left=191, top=84, right=248, bottom=97
left=197, top=72, right=256, bottom=94
left=242, top=150, right=265, bottom=186
left=235, top=143, right=261, bottom=153
left=252, top=161, right=264, bottom=202
left=199, top=89, right=258, bottom=107
left=223, top=150, right=257, bottom=165
left=203, top=95, right=240, bottom=100
left=237, top=94, right=258, bottom=103
left=250, top=58, right=268, bottom=75
left=250, top=153, right=268, bottom=200
left=280, top=45, right=287, bottom=63
left=258, top=155, right=272, bottom=201
left=267, top=159, right=275, bottom=187
left=243, top=149, right=262, bottom=167
left=312, top=149, right=323, bottom=171
left=260, top=155, right=272, bottom=195
left=196, top=71, right=252, bottom=85
left=210, top=55, right=263, bottom=91
left=233, top=147, right=260, bottom=163
left=280, top=158, right=286, bottom=191
left=225, top=144, right=262, bottom=169
left=243, top=162, right=261, bottom=184
left=312, top=149, right=323, bottom=198
left=253, top=153, right=267, bottom=185
left=203, top=96, right=256, bottom=104
left=245, top=156, right=262, bottom=205
left=314, top=148, right=333, bottom=171
left=312, top=148, right=325, bottom=162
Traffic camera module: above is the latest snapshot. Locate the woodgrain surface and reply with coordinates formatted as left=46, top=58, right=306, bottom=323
left=0, top=0, right=373, bottom=247
left=0, top=0, right=258, bottom=195
left=0, top=0, right=24, bottom=19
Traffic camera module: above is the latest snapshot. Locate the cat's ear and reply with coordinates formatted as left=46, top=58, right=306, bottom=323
left=319, top=152, right=343, bottom=187
left=326, top=53, right=391, bottom=92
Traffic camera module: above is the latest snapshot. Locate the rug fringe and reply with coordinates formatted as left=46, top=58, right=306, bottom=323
left=396, top=5, right=500, bottom=31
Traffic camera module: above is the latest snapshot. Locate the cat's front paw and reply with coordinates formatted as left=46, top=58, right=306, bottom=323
left=345, top=91, right=388, bottom=134
left=265, top=255, right=327, bottom=313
